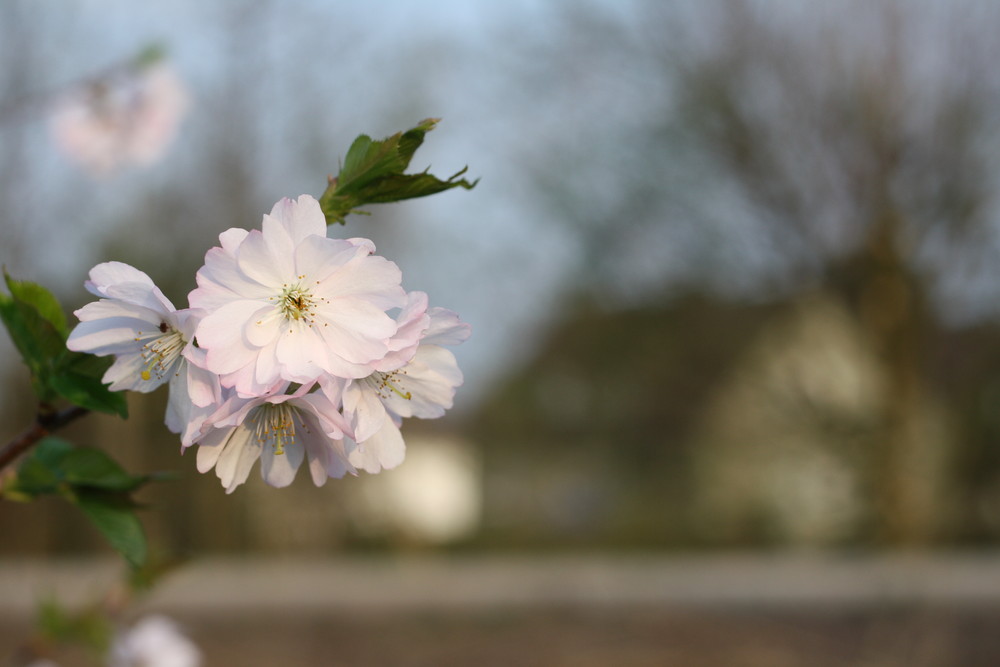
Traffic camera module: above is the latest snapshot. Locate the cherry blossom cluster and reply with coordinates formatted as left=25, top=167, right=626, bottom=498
left=67, top=195, right=469, bottom=492
left=50, top=62, right=188, bottom=175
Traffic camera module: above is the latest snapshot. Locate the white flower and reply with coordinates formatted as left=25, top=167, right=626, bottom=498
left=194, top=386, right=354, bottom=493
left=336, top=302, right=470, bottom=473
left=108, top=615, right=201, bottom=667
left=189, top=195, right=413, bottom=397
left=66, top=262, right=214, bottom=439
left=51, top=63, right=189, bottom=175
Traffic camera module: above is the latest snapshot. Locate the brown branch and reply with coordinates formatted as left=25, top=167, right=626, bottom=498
left=0, top=406, right=90, bottom=471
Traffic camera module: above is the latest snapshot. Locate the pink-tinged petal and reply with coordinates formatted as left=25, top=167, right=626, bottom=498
left=267, top=194, right=326, bottom=244
left=343, top=381, right=390, bottom=443
left=213, top=428, right=260, bottom=494
left=421, top=307, right=472, bottom=346
left=275, top=326, right=325, bottom=380
left=344, top=237, right=376, bottom=253
left=293, top=236, right=364, bottom=283
left=85, top=262, right=155, bottom=298
left=298, top=392, right=351, bottom=439
left=172, top=308, right=204, bottom=342
left=349, top=420, right=406, bottom=473
left=260, top=439, right=304, bottom=488
left=314, top=320, right=388, bottom=375
left=251, top=341, right=282, bottom=391
left=317, top=376, right=347, bottom=407
left=236, top=228, right=294, bottom=288
left=218, top=227, right=249, bottom=254
left=164, top=367, right=189, bottom=434
left=307, top=449, right=330, bottom=487
left=316, top=253, right=406, bottom=309
left=383, top=346, right=463, bottom=419
left=103, top=281, right=176, bottom=314
left=68, top=316, right=153, bottom=356
left=184, top=353, right=222, bottom=407
left=244, top=306, right=282, bottom=347
left=103, top=354, right=159, bottom=392
left=391, top=292, right=430, bottom=351
left=190, top=246, right=273, bottom=311
left=73, top=298, right=164, bottom=326
left=374, top=292, right=430, bottom=371
left=198, top=301, right=269, bottom=374
left=300, top=428, right=354, bottom=483
left=196, top=438, right=225, bottom=472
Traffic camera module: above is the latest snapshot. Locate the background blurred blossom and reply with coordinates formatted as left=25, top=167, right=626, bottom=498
left=49, top=62, right=189, bottom=176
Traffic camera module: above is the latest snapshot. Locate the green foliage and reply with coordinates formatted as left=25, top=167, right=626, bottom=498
left=5, top=438, right=153, bottom=567
left=0, top=272, right=127, bottom=417
left=319, top=118, right=477, bottom=225
left=37, top=597, right=113, bottom=655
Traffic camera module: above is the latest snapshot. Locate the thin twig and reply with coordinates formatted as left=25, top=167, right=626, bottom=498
left=0, top=406, right=90, bottom=472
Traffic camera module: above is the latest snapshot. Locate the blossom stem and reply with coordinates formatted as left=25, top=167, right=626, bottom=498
left=0, top=405, right=90, bottom=472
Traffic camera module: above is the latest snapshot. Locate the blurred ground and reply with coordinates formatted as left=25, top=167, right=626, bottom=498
left=5, top=554, right=1000, bottom=665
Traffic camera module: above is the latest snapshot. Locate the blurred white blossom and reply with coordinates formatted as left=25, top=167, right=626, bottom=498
left=50, top=62, right=189, bottom=175
left=108, top=615, right=201, bottom=667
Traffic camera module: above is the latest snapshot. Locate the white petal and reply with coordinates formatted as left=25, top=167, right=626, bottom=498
left=268, top=194, right=326, bottom=244
left=86, top=261, right=155, bottom=297
left=343, top=381, right=390, bottom=443
left=421, top=307, right=472, bottom=346
left=215, top=427, right=260, bottom=494
left=260, top=439, right=304, bottom=488
left=349, top=420, right=406, bottom=473
left=236, top=228, right=294, bottom=289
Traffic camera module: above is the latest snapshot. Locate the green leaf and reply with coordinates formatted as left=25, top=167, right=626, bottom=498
left=75, top=489, right=147, bottom=567
left=4, top=273, right=68, bottom=334
left=8, top=438, right=154, bottom=567
left=0, top=273, right=75, bottom=402
left=396, top=117, right=440, bottom=170
left=353, top=167, right=477, bottom=205
left=50, top=353, right=128, bottom=418
left=336, top=134, right=407, bottom=196
left=319, top=118, right=477, bottom=225
left=37, top=598, right=113, bottom=653
left=0, top=296, right=64, bottom=400
left=0, top=271, right=129, bottom=415
left=10, top=438, right=75, bottom=495
left=61, top=448, right=146, bottom=492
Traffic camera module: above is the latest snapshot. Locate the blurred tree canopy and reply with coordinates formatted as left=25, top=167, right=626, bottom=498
left=496, top=0, right=1000, bottom=546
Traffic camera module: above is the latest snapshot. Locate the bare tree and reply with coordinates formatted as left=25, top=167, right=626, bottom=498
left=513, top=0, right=1000, bottom=544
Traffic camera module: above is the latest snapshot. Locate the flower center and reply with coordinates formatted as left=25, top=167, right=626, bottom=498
left=279, top=283, right=314, bottom=322
left=366, top=370, right=412, bottom=401
left=137, top=325, right=186, bottom=382
left=248, top=402, right=306, bottom=455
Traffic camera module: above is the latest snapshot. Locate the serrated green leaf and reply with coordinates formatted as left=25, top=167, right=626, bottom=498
left=336, top=134, right=407, bottom=196
left=75, top=489, right=147, bottom=567
left=396, top=117, right=440, bottom=169
left=355, top=168, right=478, bottom=205
left=319, top=119, right=476, bottom=225
left=4, top=272, right=68, bottom=334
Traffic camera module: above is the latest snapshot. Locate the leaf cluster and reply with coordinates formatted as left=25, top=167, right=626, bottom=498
left=3, top=438, right=158, bottom=566
left=319, top=118, right=477, bottom=225
left=0, top=273, right=126, bottom=417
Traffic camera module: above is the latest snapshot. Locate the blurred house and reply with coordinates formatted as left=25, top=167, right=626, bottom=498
left=470, top=290, right=1000, bottom=550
